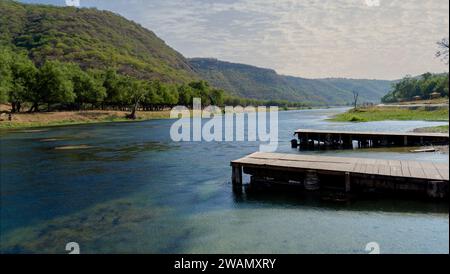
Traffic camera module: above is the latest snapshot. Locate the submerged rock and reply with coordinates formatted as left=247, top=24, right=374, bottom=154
left=54, top=145, right=93, bottom=150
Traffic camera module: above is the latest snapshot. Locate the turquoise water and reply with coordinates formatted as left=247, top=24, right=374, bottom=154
left=0, top=108, right=448, bottom=254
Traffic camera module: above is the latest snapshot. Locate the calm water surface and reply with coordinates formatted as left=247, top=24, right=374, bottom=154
left=0, top=108, right=448, bottom=253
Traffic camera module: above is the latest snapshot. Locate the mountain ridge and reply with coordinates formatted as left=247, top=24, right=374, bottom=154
left=189, top=57, right=394, bottom=105
left=1, top=0, right=394, bottom=106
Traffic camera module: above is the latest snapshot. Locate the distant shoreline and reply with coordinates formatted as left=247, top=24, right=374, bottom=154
left=413, top=125, right=449, bottom=134
left=328, top=105, right=449, bottom=123
left=0, top=110, right=173, bottom=130
left=0, top=106, right=323, bottom=130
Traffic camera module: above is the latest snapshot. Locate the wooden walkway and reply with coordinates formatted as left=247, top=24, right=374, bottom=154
left=232, top=152, right=449, bottom=181
left=293, top=129, right=449, bottom=148
left=231, top=152, right=449, bottom=198
left=294, top=129, right=449, bottom=138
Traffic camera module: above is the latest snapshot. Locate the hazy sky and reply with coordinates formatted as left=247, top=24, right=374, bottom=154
left=19, top=0, right=449, bottom=79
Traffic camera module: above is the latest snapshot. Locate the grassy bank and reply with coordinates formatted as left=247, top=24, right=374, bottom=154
left=413, top=125, right=449, bottom=133
left=329, top=106, right=449, bottom=122
left=0, top=110, right=173, bottom=129
left=391, top=98, right=449, bottom=105
left=0, top=107, right=297, bottom=130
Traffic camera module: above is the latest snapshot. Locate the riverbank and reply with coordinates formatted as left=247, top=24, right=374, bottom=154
left=0, top=105, right=314, bottom=130
left=413, top=125, right=449, bottom=133
left=329, top=106, right=449, bottom=123
left=381, top=98, right=449, bottom=106
left=0, top=110, right=173, bottom=129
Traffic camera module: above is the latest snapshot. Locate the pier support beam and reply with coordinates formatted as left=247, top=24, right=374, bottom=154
left=347, top=135, right=353, bottom=148
left=304, top=170, right=320, bottom=191
left=427, top=181, right=446, bottom=199
left=232, top=165, right=243, bottom=186
left=345, top=172, right=351, bottom=192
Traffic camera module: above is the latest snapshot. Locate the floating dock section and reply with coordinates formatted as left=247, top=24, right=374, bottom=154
left=231, top=152, right=449, bottom=199
left=293, top=129, right=449, bottom=149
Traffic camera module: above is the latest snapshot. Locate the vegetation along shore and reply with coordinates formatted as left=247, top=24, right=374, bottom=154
left=329, top=106, right=449, bottom=123
left=413, top=125, right=449, bottom=133
left=0, top=108, right=173, bottom=129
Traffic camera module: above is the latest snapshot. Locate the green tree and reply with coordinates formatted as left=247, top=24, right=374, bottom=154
left=152, top=80, right=173, bottom=109
left=68, top=65, right=107, bottom=109
left=189, top=80, right=211, bottom=106
left=382, top=73, right=449, bottom=103
left=0, top=47, right=13, bottom=104
left=141, top=80, right=162, bottom=110
left=34, top=61, right=75, bottom=111
left=162, top=84, right=179, bottom=107
left=126, top=79, right=146, bottom=119
left=210, top=88, right=224, bottom=106
left=103, top=69, right=129, bottom=109
left=9, top=52, right=37, bottom=112
left=178, top=84, right=193, bottom=106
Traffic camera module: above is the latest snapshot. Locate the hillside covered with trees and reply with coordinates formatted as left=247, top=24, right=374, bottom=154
left=0, top=47, right=228, bottom=117
left=0, top=0, right=308, bottom=117
left=0, top=47, right=307, bottom=117
left=0, top=0, right=197, bottom=83
left=0, top=0, right=398, bottom=116
left=189, top=58, right=394, bottom=105
left=382, top=73, right=449, bottom=103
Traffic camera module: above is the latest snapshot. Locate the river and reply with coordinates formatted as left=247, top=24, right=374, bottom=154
left=0, top=107, right=448, bottom=254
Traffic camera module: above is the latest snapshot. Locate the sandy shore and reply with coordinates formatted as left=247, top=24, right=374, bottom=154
left=0, top=109, right=172, bottom=129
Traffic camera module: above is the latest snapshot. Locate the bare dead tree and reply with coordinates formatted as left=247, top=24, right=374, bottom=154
left=436, top=38, right=449, bottom=64
left=352, top=90, right=359, bottom=109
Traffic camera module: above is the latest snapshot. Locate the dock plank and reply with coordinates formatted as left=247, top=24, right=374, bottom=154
left=407, top=161, right=427, bottom=179
left=352, top=162, right=366, bottom=174
left=377, top=161, right=391, bottom=176
left=365, top=159, right=378, bottom=174
left=390, top=165, right=403, bottom=177
left=420, top=162, right=443, bottom=180
left=432, top=162, right=450, bottom=181
left=388, top=160, right=403, bottom=177
left=401, top=161, right=411, bottom=177
left=295, top=129, right=449, bottom=138
left=232, top=152, right=449, bottom=182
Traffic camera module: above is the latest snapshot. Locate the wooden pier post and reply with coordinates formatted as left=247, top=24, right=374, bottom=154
left=304, top=170, right=320, bottom=191
left=427, top=181, right=446, bottom=199
left=345, top=172, right=351, bottom=192
left=232, top=165, right=243, bottom=186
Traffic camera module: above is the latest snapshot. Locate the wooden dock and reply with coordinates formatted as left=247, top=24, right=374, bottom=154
left=293, top=129, right=449, bottom=149
left=231, top=152, right=449, bottom=198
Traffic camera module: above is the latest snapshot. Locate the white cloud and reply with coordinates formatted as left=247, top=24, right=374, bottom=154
left=22, top=0, right=450, bottom=79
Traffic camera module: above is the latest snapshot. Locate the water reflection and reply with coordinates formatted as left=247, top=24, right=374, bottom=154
left=239, top=184, right=449, bottom=214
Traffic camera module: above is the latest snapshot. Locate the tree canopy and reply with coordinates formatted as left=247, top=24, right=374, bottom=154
left=1, top=46, right=304, bottom=114
left=382, top=73, right=449, bottom=103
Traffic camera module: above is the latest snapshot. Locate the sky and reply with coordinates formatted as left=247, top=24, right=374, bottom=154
left=19, top=0, right=450, bottom=80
